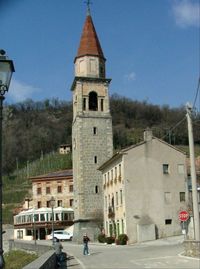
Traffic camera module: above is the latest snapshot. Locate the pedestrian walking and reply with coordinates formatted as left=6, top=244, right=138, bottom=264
left=83, top=233, right=90, bottom=255
left=54, top=238, right=63, bottom=266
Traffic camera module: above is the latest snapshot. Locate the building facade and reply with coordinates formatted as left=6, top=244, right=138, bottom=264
left=99, top=130, right=188, bottom=243
left=71, top=8, right=113, bottom=241
left=14, top=169, right=74, bottom=240
left=59, top=144, right=71, bottom=154
left=31, top=170, right=74, bottom=209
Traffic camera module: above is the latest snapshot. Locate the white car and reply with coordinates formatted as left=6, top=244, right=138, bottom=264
left=49, top=230, right=73, bottom=241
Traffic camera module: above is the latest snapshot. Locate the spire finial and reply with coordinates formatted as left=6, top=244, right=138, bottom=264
left=84, top=0, right=92, bottom=15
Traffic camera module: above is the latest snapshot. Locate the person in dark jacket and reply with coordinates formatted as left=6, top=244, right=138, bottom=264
left=83, top=233, right=90, bottom=255
left=54, top=238, right=63, bottom=266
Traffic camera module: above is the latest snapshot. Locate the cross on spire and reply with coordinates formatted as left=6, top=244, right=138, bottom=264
left=84, top=0, right=92, bottom=15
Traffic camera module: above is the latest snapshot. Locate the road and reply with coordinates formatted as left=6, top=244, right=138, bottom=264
left=3, top=231, right=200, bottom=269
left=60, top=236, right=200, bottom=269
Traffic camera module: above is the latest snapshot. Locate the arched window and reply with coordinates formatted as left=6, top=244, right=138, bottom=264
left=89, top=91, right=98, bottom=111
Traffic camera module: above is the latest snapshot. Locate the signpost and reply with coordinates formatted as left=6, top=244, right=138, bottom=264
left=179, top=210, right=189, bottom=238
left=179, top=210, right=189, bottom=222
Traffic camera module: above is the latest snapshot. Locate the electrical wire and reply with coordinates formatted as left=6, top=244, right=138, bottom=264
left=192, top=78, right=200, bottom=109
left=161, top=116, right=186, bottom=141
left=192, top=0, right=200, bottom=111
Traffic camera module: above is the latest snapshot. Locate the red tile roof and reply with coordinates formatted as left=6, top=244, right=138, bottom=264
left=75, top=15, right=105, bottom=60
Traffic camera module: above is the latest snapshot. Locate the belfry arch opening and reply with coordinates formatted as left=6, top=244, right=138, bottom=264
left=89, top=91, right=98, bottom=111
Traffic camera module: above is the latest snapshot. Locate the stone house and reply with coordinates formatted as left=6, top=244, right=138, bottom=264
left=59, top=144, right=71, bottom=154
left=99, top=130, right=188, bottom=244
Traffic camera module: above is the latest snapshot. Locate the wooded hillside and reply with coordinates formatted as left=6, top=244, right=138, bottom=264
left=3, top=95, right=200, bottom=174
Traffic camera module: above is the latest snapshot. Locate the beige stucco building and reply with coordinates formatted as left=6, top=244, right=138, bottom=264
left=30, top=169, right=74, bottom=209
left=13, top=170, right=74, bottom=240
left=99, top=130, right=188, bottom=244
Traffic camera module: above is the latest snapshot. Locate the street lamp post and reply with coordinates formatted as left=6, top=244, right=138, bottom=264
left=33, top=212, right=37, bottom=248
left=50, top=196, right=56, bottom=245
left=0, top=50, right=15, bottom=269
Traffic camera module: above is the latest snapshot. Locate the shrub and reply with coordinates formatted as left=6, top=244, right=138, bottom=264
left=106, top=236, right=115, bottom=244
left=118, top=234, right=128, bottom=245
left=98, top=233, right=106, bottom=243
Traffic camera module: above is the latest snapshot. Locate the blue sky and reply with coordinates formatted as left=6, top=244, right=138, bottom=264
left=0, top=0, right=199, bottom=108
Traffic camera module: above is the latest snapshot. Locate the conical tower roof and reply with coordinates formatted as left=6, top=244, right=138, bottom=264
left=75, top=14, right=105, bottom=61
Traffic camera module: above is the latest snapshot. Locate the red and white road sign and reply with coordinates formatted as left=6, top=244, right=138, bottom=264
left=179, top=210, right=189, bottom=222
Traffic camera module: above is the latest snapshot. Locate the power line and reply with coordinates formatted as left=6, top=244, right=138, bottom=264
left=192, top=77, right=200, bottom=109
left=192, top=0, right=200, bottom=111
left=161, top=116, right=186, bottom=141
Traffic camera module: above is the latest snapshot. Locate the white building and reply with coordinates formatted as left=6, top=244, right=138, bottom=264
left=14, top=207, right=74, bottom=240
left=99, top=130, right=188, bottom=243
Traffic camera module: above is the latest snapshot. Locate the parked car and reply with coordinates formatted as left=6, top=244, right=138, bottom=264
left=48, top=230, right=73, bottom=241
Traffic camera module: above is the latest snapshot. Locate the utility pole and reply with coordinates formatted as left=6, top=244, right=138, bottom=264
left=186, top=103, right=200, bottom=241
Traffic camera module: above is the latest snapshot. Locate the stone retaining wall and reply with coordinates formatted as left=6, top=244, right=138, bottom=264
left=9, top=240, right=52, bottom=256
left=183, top=240, right=200, bottom=258
left=22, top=250, right=56, bottom=269
left=8, top=240, right=57, bottom=269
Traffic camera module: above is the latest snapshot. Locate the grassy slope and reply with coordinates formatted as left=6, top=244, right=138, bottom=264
left=3, top=152, right=72, bottom=224
left=4, top=250, right=38, bottom=269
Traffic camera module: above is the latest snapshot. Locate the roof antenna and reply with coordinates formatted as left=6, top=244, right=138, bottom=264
left=84, top=0, right=92, bottom=15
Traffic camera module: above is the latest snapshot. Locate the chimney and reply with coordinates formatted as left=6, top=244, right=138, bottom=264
left=144, top=128, right=153, bottom=142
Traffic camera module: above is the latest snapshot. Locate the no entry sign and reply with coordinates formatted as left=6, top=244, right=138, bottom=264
left=179, top=210, right=189, bottom=222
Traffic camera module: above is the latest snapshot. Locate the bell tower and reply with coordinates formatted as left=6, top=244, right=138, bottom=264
left=71, top=5, right=113, bottom=241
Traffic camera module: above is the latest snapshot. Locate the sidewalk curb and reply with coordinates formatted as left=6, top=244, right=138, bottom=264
left=178, top=251, right=200, bottom=260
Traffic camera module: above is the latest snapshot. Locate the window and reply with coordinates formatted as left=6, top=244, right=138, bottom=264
left=69, top=199, right=73, bottom=207
left=121, top=219, right=124, bottom=234
left=46, top=201, right=50, bottom=207
left=83, top=98, right=86, bottom=111
left=178, top=164, right=184, bottom=174
left=111, top=169, right=113, bottom=180
left=165, top=219, right=172, bottom=225
left=26, top=230, right=32, bottom=236
left=46, top=187, right=50, bottom=194
left=55, top=213, right=60, bottom=221
left=99, top=64, right=104, bottom=77
left=180, top=192, right=185, bottom=202
left=116, top=192, right=118, bottom=206
left=58, top=200, right=62, bottom=207
left=111, top=195, right=114, bottom=208
left=104, top=174, right=107, bottom=185
left=93, top=127, right=97, bottom=135
left=94, top=156, right=97, bottom=164
left=69, top=185, right=73, bottom=192
left=117, top=221, right=120, bottom=236
left=163, top=164, right=169, bottom=174
left=119, top=164, right=121, bottom=177
left=89, top=91, right=98, bottom=111
left=164, top=192, right=171, bottom=204
left=34, top=214, right=39, bottom=222
left=57, top=186, right=62, bottom=193
left=120, top=189, right=123, bottom=205
left=37, top=187, right=41, bottom=195
left=37, top=201, right=41, bottom=208
left=115, top=167, right=117, bottom=179
left=95, top=185, right=99, bottom=194
left=40, top=214, right=45, bottom=221
left=89, top=58, right=96, bottom=72
left=17, top=230, right=23, bottom=239
left=101, top=99, right=104, bottom=111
